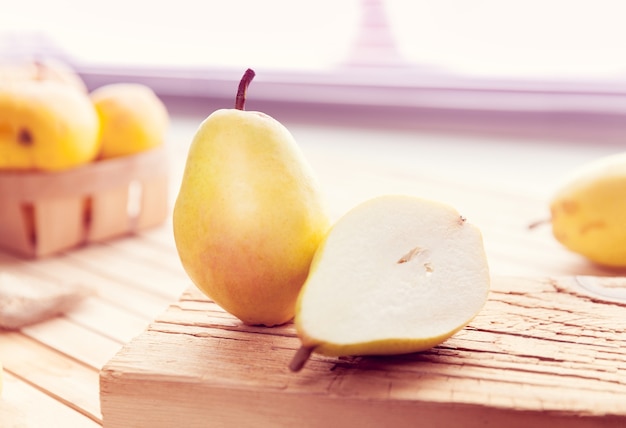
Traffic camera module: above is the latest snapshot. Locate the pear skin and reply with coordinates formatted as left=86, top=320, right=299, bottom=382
left=0, top=81, right=100, bottom=171
left=549, top=151, right=626, bottom=267
left=173, top=70, right=330, bottom=327
left=90, top=83, right=169, bottom=159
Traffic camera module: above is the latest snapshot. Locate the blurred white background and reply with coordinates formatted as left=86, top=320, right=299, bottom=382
left=3, top=0, right=626, bottom=140
left=3, top=0, right=626, bottom=79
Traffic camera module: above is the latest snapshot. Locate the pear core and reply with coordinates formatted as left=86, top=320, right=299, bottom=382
left=291, top=195, right=490, bottom=370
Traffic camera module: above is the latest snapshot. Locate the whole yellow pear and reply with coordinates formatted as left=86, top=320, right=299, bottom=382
left=550, top=151, right=626, bottom=267
left=90, top=83, right=169, bottom=159
left=0, top=81, right=100, bottom=171
left=173, top=69, right=330, bottom=326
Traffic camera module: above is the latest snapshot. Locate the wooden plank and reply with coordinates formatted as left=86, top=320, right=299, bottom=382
left=34, top=196, right=86, bottom=257
left=0, top=199, right=33, bottom=256
left=101, top=235, right=186, bottom=277
left=0, top=247, right=167, bottom=342
left=135, top=175, right=170, bottom=230
left=87, top=186, right=130, bottom=242
left=100, top=276, right=626, bottom=428
left=0, top=250, right=176, bottom=320
left=65, top=297, right=152, bottom=344
left=65, top=244, right=188, bottom=301
left=0, top=332, right=102, bottom=422
left=0, top=371, right=101, bottom=428
left=21, top=316, right=124, bottom=369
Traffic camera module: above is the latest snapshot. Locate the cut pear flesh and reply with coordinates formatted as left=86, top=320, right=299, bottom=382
left=291, top=195, right=490, bottom=371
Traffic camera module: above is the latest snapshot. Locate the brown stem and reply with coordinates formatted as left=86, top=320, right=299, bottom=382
left=235, top=68, right=256, bottom=110
left=528, top=218, right=551, bottom=230
left=289, top=345, right=315, bottom=372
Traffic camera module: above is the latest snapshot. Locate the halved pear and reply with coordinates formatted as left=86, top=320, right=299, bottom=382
left=290, top=195, right=490, bottom=371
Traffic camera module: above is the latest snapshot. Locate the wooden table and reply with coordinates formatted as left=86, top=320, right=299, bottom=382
left=1, top=99, right=624, bottom=427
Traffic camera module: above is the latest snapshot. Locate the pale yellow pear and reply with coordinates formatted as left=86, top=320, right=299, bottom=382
left=549, top=151, right=626, bottom=267
left=90, top=83, right=169, bottom=159
left=290, top=195, right=490, bottom=371
left=173, top=70, right=330, bottom=327
left=0, top=81, right=100, bottom=171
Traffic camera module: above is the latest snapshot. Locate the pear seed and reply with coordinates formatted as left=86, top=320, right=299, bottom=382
left=424, top=262, right=434, bottom=274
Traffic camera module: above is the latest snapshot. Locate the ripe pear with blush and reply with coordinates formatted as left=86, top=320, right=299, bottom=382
left=290, top=195, right=491, bottom=371
left=173, top=69, right=330, bottom=327
left=90, top=83, right=169, bottom=159
left=547, top=151, right=626, bottom=267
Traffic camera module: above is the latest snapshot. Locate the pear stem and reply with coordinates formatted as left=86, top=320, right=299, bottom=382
left=289, top=345, right=315, bottom=372
left=528, top=218, right=551, bottom=230
left=235, top=68, right=256, bottom=110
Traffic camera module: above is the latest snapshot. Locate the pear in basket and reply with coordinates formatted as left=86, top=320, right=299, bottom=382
left=0, top=81, right=100, bottom=171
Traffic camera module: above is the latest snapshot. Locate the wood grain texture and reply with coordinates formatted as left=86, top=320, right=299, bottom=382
left=1, top=332, right=102, bottom=422
left=0, top=238, right=189, bottom=427
left=0, top=371, right=101, bottom=428
left=100, top=276, right=626, bottom=428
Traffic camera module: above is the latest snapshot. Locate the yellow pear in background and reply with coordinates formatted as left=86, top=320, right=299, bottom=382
left=173, top=69, right=330, bottom=327
left=549, top=152, right=626, bottom=267
left=0, top=81, right=100, bottom=171
left=90, top=83, right=169, bottom=159
left=290, top=195, right=490, bottom=371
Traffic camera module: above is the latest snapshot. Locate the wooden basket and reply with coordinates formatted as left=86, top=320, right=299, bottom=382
left=0, top=147, right=169, bottom=258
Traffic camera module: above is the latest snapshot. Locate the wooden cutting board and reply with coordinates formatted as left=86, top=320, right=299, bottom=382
left=100, top=276, right=626, bottom=428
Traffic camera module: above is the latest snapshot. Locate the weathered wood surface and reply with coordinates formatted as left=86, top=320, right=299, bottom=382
left=100, top=276, right=626, bottom=428
left=0, top=104, right=624, bottom=427
left=0, top=227, right=187, bottom=427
